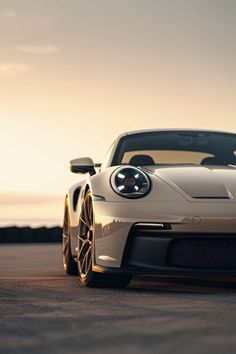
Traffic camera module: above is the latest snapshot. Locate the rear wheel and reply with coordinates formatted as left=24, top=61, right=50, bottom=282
left=62, top=205, right=78, bottom=275
left=77, top=190, right=132, bottom=288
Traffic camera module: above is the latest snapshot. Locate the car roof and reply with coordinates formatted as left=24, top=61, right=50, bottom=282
left=118, top=128, right=236, bottom=138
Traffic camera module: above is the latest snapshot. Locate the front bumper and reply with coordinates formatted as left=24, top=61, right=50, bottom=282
left=94, top=223, right=236, bottom=276
left=93, top=200, right=236, bottom=275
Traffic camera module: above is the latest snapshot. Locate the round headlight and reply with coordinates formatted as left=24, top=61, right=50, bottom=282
left=111, top=166, right=151, bottom=199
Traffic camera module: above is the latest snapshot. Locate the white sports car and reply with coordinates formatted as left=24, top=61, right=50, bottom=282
left=62, top=129, right=236, bottom=287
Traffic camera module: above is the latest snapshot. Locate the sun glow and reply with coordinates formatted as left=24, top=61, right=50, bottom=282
left=1, top=1, right=235, bottom=226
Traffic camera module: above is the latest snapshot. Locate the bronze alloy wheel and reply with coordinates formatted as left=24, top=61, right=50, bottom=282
left=77, top=191, right=94, bottom=280
left=77, top=190, right=132, bottom=287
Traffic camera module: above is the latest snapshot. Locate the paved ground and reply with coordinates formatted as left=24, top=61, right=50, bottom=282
left=1, top=245, right=236, bottom=354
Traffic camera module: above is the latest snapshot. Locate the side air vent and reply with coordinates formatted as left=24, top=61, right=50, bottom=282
left=73, top=187, right=81, bottom=211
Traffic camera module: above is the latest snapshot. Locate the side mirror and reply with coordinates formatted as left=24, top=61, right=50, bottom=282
left=70, top=157, right=98, bottom=176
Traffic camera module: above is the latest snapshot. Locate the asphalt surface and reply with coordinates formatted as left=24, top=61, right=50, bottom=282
left=1, top=245, right=236, bottom=354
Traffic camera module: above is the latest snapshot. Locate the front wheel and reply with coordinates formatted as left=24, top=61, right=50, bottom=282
left=77, top=190, right=132, bottom=288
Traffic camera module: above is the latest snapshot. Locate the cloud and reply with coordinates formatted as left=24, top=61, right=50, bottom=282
left=17, top=45, right=61, bottom=55
left=0, top=62, right=29, bottom=78
left=2, top=9, right=18, bottom=19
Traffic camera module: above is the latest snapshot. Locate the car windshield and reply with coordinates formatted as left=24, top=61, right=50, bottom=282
left=112, top=131, right=236, bottom=166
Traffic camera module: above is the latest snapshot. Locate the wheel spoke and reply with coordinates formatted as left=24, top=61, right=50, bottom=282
left=87, top=249, right=92, bottom=271
left=80, top=215, right=90, bottom=229
left=78, top=240, right=88, bottom=260
left=81, top=252, right=87, bottom=273
left=82, top=246, right=91, bottom=274
left=84, top=201, right=91, bottom=228
left=62, top=234, right=68, bottom=255
left=78, top=242, right=90, bottom=274
left=77, top=234, right=86, bottom=242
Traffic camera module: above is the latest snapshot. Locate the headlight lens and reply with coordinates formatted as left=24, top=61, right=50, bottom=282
left=111, top=166, right=151, bottom=199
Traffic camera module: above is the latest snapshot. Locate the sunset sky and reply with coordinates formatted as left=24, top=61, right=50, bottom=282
left=0, top=0, right=235, bottom=226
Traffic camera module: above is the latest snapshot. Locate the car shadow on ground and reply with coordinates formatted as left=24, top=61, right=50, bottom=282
left=125, top=275, right=236, bottom=295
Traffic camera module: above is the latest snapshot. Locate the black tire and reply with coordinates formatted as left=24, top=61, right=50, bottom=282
left=62, top=204, right=78, bottom=275
left=77, top=190, right=132, bottom=288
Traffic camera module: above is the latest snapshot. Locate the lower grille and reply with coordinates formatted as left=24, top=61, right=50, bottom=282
left=168, top=238, right=236, bottom=269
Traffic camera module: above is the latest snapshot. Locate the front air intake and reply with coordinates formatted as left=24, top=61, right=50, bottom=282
left=167, top=237, right=236, bottom=269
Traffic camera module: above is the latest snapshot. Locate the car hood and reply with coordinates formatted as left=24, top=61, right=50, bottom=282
left=142, top=165, right=236, bottom=199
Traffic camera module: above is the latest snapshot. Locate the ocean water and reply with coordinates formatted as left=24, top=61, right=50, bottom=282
left=0, top=201, right=63, bottom=228
left=0, top=219, right=62, bottom=228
